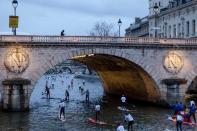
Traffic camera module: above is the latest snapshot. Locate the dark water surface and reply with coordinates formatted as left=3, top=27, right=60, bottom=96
left=0, top=74, right=196, bottom=131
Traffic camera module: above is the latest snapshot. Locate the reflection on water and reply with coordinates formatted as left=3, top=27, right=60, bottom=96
left=0, top=74, right=196, bottom=131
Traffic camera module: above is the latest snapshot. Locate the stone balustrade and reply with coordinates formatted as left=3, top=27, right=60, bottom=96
left=0, top=35, right=197, bottom=45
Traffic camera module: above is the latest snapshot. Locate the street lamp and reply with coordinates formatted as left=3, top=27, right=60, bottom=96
left=118, top=18, right=122, bottom=37
left=153, top=5, right=159, bottom=38
left=12, top=0, right=18, bottom=35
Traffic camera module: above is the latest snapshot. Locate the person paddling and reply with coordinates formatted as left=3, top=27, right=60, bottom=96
left=189, top=103, right=196, bottom=123
left=116, top=123, right=125, bottom=131
left=95, top=104, right=101, bottom=122
left=45, top=84, right=50, bottom=99
left=170, top=101, right=179, bottom=115
left=125, top=113, right=134, bottom=131
left=59, top=101, right=65, bottom=119
left=71, top=79, right=74, bottom=88
left=176, top=112, right=183, bottom=131
left=120, top=94, right=126, bottom=108
left=65, top=90, right=69, bottom=101
left=85, top=89, right=90, bottom=102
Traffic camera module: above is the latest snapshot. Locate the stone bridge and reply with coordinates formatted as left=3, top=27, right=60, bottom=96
left=0, top=35, right=197, bottom=111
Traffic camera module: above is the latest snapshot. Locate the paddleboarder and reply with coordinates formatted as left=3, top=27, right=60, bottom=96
left=176, top=112, right=183, bottom=131
left=85, top=89, right=90, bottom=102
left=116, top=123, right=125, bottom=131
left=59, top=101, right=65, bottom=119
left=125, top=113, right=134, bottom=131
left=189, top=103, right=196, bottom=123
left=170, top=101, right=179, bottom=115
left=65, top=90, right=69, bottom=101
left=71, top=79, right=74, bottom=88
left=95, top=104, right=101, bottom=121
left=45, top=84, right=50, bottom=99
left=120, top=94, right=126, bottom=108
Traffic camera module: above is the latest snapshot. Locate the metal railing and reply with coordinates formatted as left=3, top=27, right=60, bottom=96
left=0, top=35, right=197, bottom=45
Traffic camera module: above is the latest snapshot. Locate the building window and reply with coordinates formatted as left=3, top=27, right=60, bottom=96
left=173, top=24, right=177, bottom=38
left=169, top=25, right=172, bottom=38
left=186, top=21, right=190, bottom=37
left=181, top=18, right=185, bottom=37
left=192, top=20, right=196, bottom=36
left=178, top=23, right=181, bottom=38
left=164, top=23, right=167, bottom=38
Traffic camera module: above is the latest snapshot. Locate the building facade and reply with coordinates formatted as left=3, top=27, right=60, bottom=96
left=125, top=17, right=149, bottom=37
left=126, top=0, right=197, bottom=38
left=149, top=0, right=197, bottom=38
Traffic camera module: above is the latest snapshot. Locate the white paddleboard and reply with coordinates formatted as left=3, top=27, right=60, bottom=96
left=58, top=114, right=66, bottom=122
left=117, top=106, right=131, bottom=112
left=58, top=109, right=66, bottom=122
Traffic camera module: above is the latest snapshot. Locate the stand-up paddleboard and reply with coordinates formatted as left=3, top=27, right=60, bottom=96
left=58, top=115, right=66, bottom=122
left=168, top=116, right=197, bottom=126
left=117, top=106, right=132, bottom=112
left=58, top=110, right=66, bottom=122
left=87, top=118, right=108, bottom=125
left=100, top=99, right=108, bottom=104
left=41, top=97, right=62, bottom=100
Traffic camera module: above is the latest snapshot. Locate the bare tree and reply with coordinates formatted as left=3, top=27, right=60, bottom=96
left=89, top=22, right=118, bottom=37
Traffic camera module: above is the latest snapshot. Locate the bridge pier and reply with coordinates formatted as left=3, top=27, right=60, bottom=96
left=2, top=78, right=31, bottom=112
left=162, top=78, right=187, bottom=103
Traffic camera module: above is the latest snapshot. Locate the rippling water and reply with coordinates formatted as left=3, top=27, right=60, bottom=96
left=0, top=73, right=196, bottom=131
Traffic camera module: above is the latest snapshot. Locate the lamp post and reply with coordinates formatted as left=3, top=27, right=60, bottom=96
left=12, top=0, right=18, bottom=35
left=118, top=18, right=122, bottom=37
left=153, top=5, right=159, bottom=38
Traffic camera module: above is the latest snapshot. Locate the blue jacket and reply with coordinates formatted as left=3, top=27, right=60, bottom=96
left=189, top=105, right=196, bottom=114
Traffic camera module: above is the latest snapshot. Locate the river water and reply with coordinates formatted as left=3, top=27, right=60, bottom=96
left=0, top=73, right=196, bottom=131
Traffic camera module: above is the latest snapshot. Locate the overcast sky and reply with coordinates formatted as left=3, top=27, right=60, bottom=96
left=0, top=0, right=148, bottom=36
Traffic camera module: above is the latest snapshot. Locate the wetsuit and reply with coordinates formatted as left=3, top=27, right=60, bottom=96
left=45, top=86, right=50, bottom=99
left=65, top=90, right=69, bottom=101
left=86, top=90, right=89, bottom=102
left=95, top=105, right=100, bottom=121
left=59, top=102, right=65, bottom=119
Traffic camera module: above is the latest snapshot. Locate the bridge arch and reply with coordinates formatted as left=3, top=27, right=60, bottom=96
left=26, top=48, right=163, bottom=104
